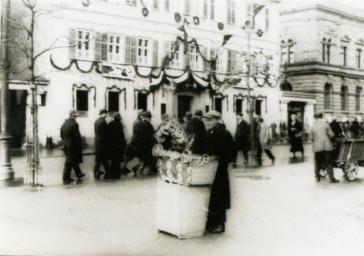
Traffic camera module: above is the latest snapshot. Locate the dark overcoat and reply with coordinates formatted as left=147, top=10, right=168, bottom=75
left=185, top=117, right=206, bottom=154
left=235, top=119, right=250, bottom=151
left=202, top=123, right=237, bottom=212
left=60, top=118, right=83, bottom=164
left=330, top=120, right=343, bottom=138
left=94, top=117, right=109, bottom=162
left=107, top=119, right=126, bottom=162
left=350, top=121, right=360, bottom=138
left=127, top=120, right=157, bottom=163
left=289, top=120, right=304, bottom=153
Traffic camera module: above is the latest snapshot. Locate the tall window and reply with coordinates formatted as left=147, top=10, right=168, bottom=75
left=322, top=38, right=331, bottom=63
left=76, top=30, right=92, bottom=60
left=108, top=91, right=119, bottom=112
left=214, top=97, right=222, bottom=113
left=356, top=49, right=362, bottom=69
left=210, top=0, right=214, bottom=19
left=167, top=41, right=183, bottom=68
left=255, top=100, right=262, bottom=115
left=341, top=85, right=348, bottom=111
left=341, top=46, right=347, bottom=66
left=265, top=8, right=269, bottom=31
left=76, top=90, right=89, bottom=112
left=287, top=39, right=294, bottom=64
left=165, top=0, right=169, bottom=11
left=184, top=0, right=191, bottom=15
left=324, top=83, right=332, bottom=110
left=137, top=38, right=151, bottom=65
left=280, top=40, right=287, bottom=64
left=108, top=34, right=123, bottom=63
left=227, top=0, right=235, bottom=24
left=153, top=0, right=159, bottom=9
left=189, top=45, right=202, bottom=71
left=235, top=98, right=243, bottom=113
left=356, top=87, right=362, bottom=111
left=203, top=0, right=208, bottom=18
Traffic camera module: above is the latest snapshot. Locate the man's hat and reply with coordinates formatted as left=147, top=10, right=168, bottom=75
left=204, top=110, right=221, bottom=119
left=137, top=109, right=144, bottom=117
left=69, top=109, right=79, bottom=117
left=236, top=112, right=243, bottom=117
left=194, top=109, right=203, bottom=117
left=141, top=111, right=152, bottom=118
left=184, top=111, right=192, bottom=120
left=114, top=113, right=121, bottom=119
left=161, top=113, right=169, bottom=121
left=99, top=108, right=108, bottom=115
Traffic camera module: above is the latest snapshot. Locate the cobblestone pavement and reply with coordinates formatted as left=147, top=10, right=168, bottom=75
left=1, top=144, right=364, bottom=256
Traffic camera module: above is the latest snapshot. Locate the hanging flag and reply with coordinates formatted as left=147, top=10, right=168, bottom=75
left=222, top=34, right=233, bottom=47
left=253, top=4, right=265, bottom=17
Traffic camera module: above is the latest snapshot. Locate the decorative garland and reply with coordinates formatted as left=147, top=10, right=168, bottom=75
left=72, top=83, right=97, bottom=108
left=175, top=12, right=181, bottom=23
left=50, top=56, right=102, bottom=74
left=104, top=86, right=127, bottom=110
left=142, top=7, right=149, bottom=17
left=193, top=16, right=200, bottom=25
left=212, top=92, right=229, bottom=112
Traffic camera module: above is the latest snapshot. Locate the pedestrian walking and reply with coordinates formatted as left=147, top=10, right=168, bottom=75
left=133, top=109, right=144, bottom=134
left=185, top=109, right=206, bottom=154
left=60, top=110, right=85, bottom=184
left=202, top=110, right=237, bottom=234
left=330, top=116, right=344, bottom=138
left=94, top=109, right=111, bottom=180
left=107, top=113, right=127, bottom=179
left=126, top=111, right=157, bottom=176
left=256, top=118, right=275, bottom=166
left=311, top=113, right=339, bottom=183
left=234, top=112, right=250, bottom=165
left=289, top=113, right=304, bottom=158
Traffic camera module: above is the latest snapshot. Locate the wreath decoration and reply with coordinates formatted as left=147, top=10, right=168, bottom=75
left=154, top=118, right=187, bottom=153
left=174, top=12, right=181, bottom=23
left=218, top=22, right=224, bottom=30
left=82, top=0, right=90, bottom=7
left=193, top=16, right=200, bottom=25
left=142, top=7, right=149, bottom=17
left=256, top=29, right=263, bottom=37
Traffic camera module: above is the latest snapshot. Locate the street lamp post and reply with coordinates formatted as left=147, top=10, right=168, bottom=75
left=0, top=0, right=14, bottom=180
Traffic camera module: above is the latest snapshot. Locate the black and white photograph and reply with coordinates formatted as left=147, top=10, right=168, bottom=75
left=1, top=0, right=364, bottom=255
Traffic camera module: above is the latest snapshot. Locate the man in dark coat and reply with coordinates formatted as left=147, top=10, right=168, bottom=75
left=182, top=111, right=192, bottom=131
left=235, top=112, right=250, bottom=165
left=289, top=114, right=304, bottom=158
left=350, top=117, right=360, bottom=139
left=202, top=110, right=237, bottom=234
left=107, top=113, right=127, bottom=179
left=330, top=116, right=343, bottom=138
left=126, top=111, right=157, bottom=176
left=94, top=109, right=111, bottom=180
left=185, top=109, right=206, bottom=154
left=60, top=110, right=85, bottom=184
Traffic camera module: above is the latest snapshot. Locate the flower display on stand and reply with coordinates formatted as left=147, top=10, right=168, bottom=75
left=154, top=118, right=187, bottom=153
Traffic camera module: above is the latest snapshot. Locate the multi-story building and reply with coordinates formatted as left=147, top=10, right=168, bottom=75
left=280, top=1, right=364, bottom=124
left=7, top=0, right=281, bottom=146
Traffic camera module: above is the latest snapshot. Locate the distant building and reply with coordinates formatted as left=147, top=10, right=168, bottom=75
left=6, top=0, right=281, bottom=146
left=280, top=1, right=364, bottom=124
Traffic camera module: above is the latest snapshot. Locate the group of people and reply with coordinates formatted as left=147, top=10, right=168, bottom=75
left=329, top=116, right=364, bottom=139
left=60, top=108, right=238, bottom=234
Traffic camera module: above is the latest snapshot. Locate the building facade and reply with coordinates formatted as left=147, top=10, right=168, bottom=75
left=6, top=0, right=281, bottom=146
left=280, top=1, right=364, bottom=124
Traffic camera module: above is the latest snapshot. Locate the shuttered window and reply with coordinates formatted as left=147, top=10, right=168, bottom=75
left=125, top=36, right=137, bottom=64
left=73, top=29, right=93, bottom=60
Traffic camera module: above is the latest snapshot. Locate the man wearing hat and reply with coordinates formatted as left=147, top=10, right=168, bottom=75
left=133, top=109, right=144, bottom=135
left=94, top=108, right=111, bottom=180
left=202, top=110, right=237, bottom=234
left=60, top=110, right=85, bottom=184
left=107, top=113, right=127, bottom=179
left=185, top=109, right=206, bottom=154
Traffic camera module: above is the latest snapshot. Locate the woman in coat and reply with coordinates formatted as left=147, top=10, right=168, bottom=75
left=202, top=111, right=237, bottom=234
left=289, top=114, right=304, bottom=158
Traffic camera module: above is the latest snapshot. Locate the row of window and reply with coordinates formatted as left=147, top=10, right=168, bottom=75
left=123, top=0, right=270, bottom=28
left=281, top=37, right=364, bottom=69
left=76, top=89, right=262, bottom=115
left=70, top=29, right=247, bottom=73
left=324, top=83, right=362, bottom=111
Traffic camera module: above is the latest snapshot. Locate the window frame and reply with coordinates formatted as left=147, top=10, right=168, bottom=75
left=76, top=90, right=89, bottom=112
left=226, top=0, right=235, bottom=24
left=324, top=83, right=332, bottom=110
left=341, top=85, right=348, bottom=111
left=108, top=91, right=120, bottom=113
left=107, top=33, right=124, bottom=64
left=137, top=38, right=152, bottom=66
left=75, top=29, right=94, bottom=61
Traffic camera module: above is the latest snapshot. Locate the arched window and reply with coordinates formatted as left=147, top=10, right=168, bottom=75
left=341, top=85, right=348, bottom=111
left=324, top=83, right=332, bottom=110
left=287, top=39, right=294, bottom=64
left=280, top=40, right=286, bottom=64
left=356, top=87, right=362, bottom=111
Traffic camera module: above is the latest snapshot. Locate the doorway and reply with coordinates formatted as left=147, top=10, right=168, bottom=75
left=177, top=95, right=192, bottom=123
left=288, top=101, right=306, bottom=125
left=9, top=90, right=27, bottom=148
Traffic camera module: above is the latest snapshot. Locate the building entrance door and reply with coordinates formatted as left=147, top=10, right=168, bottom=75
left=9, top=90, right=27, bottom=148
left=177, top=95, right=192, bottom=124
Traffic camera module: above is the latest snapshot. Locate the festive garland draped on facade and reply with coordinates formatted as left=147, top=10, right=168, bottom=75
left=72, top=84, right=97, bottom=107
